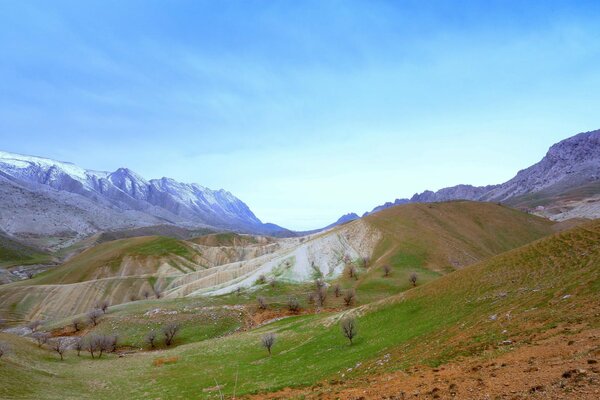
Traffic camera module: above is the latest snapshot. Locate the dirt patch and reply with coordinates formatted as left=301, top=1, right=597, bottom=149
left=246, top=327, right=600, bottom=399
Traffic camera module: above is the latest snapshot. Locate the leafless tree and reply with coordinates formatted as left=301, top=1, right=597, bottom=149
left=261, top=332, right=276, bottom=356
left=74, top=337, right=83, bottom=356
left=409, top=272, right=418, bottom=287
left=343, top=289, right=356, bottom=307
left=96, top=335, right=112, bottom=358
left=383, top=265, right=392, bottom=277
left=146, top=331, right=157, bottom=349
left=28, top=320, right=42, bottom=332
left=96, top=300, right=110, bottom=313
left=143, top=290, right=151, bottom=300
left=87, top=309, right=102, bottom=326
left=108, top=334, right=118, bottom=352
left=333, top=283, right=342, bottom=297
left=32, top=332, right=50, bottom=347
left=51, top=338, right=67, bottom=360
left=362, top=256, right=370, bottom=268
left=287, top=297, right=300, bottom=313
left=347, top=265, right=357, bottom=280
left=163, top=323, right=180, bottom=346
left=72, top=318, right=83, bottom=332
left=257, top=296, right=267, bottom=310
left=341, top=317, right=357, bottom=345
left=315, top=286, right=327, bottom=308
left=84, top=335, right=98, bottom=358
left=0, top=342, right=8, bottom=359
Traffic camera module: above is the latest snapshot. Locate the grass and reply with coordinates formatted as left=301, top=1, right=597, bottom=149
left=1, top=218, right=598, bottom=399
left=0, top=234, right=51, bottom=268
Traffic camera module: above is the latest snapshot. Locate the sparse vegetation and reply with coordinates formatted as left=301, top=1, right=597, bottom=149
left=87, top=309, right=102, bottom=326
left=261, top=332, right=276, bottom=356
left=409, top=272, right=418, bottom=287
left=343, top=288, right=356, bottom=306
left=341, top=317, right=357, bottom=345
left=163, top=323, right=180, bottom=346
left=32, top=332, right=50, bottom=348
left=287, top=297, right=300, bottom=313
left=50, top=338, right=67, bottom=360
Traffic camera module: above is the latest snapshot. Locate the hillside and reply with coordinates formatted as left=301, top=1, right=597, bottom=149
left=0, top=213, right=597, bottom=399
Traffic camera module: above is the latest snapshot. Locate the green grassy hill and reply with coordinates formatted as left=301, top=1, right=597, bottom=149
left=0, top=233, right=51, bottom=268
left=1, top=215, right=597, bottom=399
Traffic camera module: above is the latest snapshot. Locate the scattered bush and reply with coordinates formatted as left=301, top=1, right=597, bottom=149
left=343, top=288, right=356, bottom=307
left=163, top=324, right=180, bottom=346
left=257, top=296, right=267, bottom=310
left=72, top=318, right=83, bottom=332
left=383, top=265, right=391, bottom=277
left=261, top=332, right=276, bottom=356
left=287, top=297, right=300, bottom=313
left=333, top=283, right=342, bottom=297
left=315, top=286, right=327, bottom=308
left=51, top=338, right=67, bottom=360
left=146, top=331, right=157, bottom=349
left=341, top=317, right=357, bottom=345
left=87, top=309, right=102, bottom=326
left=409, top=272, right=418, bottom=287
left=32, top=332, right=50, bottom=348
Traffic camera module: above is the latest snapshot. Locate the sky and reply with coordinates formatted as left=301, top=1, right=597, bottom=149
left=0, top=1, right=599, bottom=230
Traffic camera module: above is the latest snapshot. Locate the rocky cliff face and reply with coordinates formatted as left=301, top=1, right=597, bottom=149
left=0, top=151, right=282, bottom=246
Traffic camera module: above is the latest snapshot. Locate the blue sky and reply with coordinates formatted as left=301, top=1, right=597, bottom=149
left=1, top=1, right=599, bottom=230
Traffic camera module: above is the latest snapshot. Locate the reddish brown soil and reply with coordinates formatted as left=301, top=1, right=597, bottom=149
left=247, top=327, right=600, bottom=399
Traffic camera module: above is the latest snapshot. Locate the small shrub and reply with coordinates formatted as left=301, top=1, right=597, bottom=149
left=255, top=274, right=267, bottom=285
left=51, top=338, right=67, bottom=360
left=261, top=332, right=276, bottom=356
left=333, top=283, right=342, bottom=297
left=383, top=265, right=391, bottom=277
left=87, top=309, right=102, bottom=326
left=146, top=331, right=158, bottom=349
left=257, top=296, right=267, bottom=310
left=341, top=317, right=357, bottom=345
left=163, top=324, right=180, bottom=346
left=409, top=272, right=418, bottom=287
left=32, top=332, right=50, bottom=348
left=343, top=288, right=356, bottom=307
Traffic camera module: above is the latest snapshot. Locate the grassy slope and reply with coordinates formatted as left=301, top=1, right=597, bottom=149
left=29, top=236, right=199, bottom=285
left=352, top=201, right=555, bottom=302
left=2, top=218, right=597, bottom=399
left=0, top=234, right=51, bottom=268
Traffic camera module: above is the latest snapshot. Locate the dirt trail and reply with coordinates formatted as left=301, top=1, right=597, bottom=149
left=247, top=326, right=600, bottom=399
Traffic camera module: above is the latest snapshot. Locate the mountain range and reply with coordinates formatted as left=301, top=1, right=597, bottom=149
left=0, top=151, right=288, bottom=249
left=361, top=128, right=600, bottom=221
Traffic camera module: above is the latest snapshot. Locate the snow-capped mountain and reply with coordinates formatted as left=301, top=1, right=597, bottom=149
left=0, top=150, right=284, bottom=245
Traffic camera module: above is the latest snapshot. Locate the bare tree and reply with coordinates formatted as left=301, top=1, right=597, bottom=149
left=51, top=339, right=67, bottom=360
left=333, top=283, right=342, bottom=298
left=28, top=320, right=42, bottom=332
left=347, top=265, right=357, bottom=280
left=143, top=290, right=151, bottom=300
left=87, top=309, right=102, bottom=326
left=383, top=265, right=392, bottom=277
left=74, top=337, right=83, bottom=356
left=362, top=256, right=370, bottom=268
left=257, top=296, right=267, bottom=310
left=0, top=342, right=8, bottom=359
left=341, top=317, right=357, bottom=345
left=146, top=331, right=157, bottom=349
left=163, top=324, right=180, bottom=346
left=315, top=286, right=327, bottom=308
left=287, top=297, right=300, bottom=313
left=32, top=332, right=50, bottom=348
left=96, top=300, right=110, bottom=314
left=108, top=335, right=118, bottom=352
left=84, top=335, right=98, bottom=358
left=261, top=332, right=276, bottom=356
left=72, top=318, right=83, bottom=332
left=409, top=272, right=418, bottom=287
left=96, top=335, right=111, bottom=358
left=343, top=289, right=356, bottom=307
